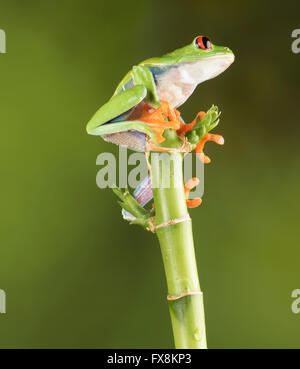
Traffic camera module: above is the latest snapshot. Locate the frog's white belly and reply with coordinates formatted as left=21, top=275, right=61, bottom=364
left=155, top=65, right=197, bottom=108
left=156, top=76, right=196, bottom=108
left=155, top=54, right=234, bottom=108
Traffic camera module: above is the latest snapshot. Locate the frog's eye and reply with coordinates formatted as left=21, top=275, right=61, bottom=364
left=195, top=36, right=212, bottom=50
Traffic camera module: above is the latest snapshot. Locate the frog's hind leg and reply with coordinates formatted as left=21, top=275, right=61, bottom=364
left=86, top=85, right=153, bottom=137
left=103, top=130, right=147, bottom=152
left=87, top=85, right=159, bottom=149
left=87, top=85, right=147, bottom=133
left=122, top=175, right=153, bottom=221
left=102, top=102, right=148, bottom=151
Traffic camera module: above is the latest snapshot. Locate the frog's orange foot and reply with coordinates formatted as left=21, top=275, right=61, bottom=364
left=184, top=177, right=202, bottom=208
left=140, top=100, right=181, bottom=143
left=177, top=111, right=206, bottom=134
left=194, top=133, right=224, bottom=164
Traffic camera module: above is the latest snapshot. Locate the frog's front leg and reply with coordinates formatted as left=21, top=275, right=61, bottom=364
left=194, top=133, right=224, bottom=163
left=177, top=106, right=224, bottom=163
left=132, top=66, right=161, bottom=108
left=177, top=111, right=206, bottom=134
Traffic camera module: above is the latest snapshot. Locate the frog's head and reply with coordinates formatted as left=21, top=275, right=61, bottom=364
left=161, top=35, right=235, bottom=83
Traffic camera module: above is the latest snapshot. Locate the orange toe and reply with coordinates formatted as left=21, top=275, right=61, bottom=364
left=184, top=177, right=202, bottom=208
left=186, top=198, right=202, bottom=208
left=194, top=133, right=224, bottom=164
left=177, top=111, right=206, bottom=134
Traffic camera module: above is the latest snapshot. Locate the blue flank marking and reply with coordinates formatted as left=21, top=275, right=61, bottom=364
left=110, top=108, right=133, bottom=123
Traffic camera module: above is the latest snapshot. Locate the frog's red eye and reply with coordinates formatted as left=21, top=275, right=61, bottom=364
left=195, top=36, right=212, bottom=50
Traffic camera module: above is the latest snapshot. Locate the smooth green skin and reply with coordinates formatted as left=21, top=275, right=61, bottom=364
left=86, top=37, right=233, bottom=141
left=151, top=152, right=207, bottom=348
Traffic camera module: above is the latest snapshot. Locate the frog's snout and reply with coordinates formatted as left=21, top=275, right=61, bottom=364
left=223, top=47, right=235, bottom=63
left=224, top=46, right=234, bottom=56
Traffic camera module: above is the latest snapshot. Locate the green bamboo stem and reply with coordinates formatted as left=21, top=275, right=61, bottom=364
left=151, top=151, right=207, bottom=349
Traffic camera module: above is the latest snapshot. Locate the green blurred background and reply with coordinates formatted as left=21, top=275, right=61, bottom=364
left=0, top=0, right=299, bottom=348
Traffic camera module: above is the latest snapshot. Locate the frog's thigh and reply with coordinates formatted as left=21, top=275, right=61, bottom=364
left=86, top=85, right=147, bottom=134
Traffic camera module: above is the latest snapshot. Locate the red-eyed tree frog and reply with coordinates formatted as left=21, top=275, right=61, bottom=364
left=86, top=36, right=234, bottom=152
left=87, top=36, right=234, bottom=224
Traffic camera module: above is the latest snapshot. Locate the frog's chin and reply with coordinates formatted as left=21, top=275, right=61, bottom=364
left=155, top=53, right=234, bottom=108
left=180, top=53, right=235, bottom=85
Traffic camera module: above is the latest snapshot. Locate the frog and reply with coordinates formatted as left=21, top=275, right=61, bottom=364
left=86, top=35, right=234, bottom=152
left=87, top=36, right=234, bottom=218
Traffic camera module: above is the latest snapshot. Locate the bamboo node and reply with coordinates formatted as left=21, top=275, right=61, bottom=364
left=167, top=291, right=203, bottom=301
left=147, top=213, right=191, bottom=233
